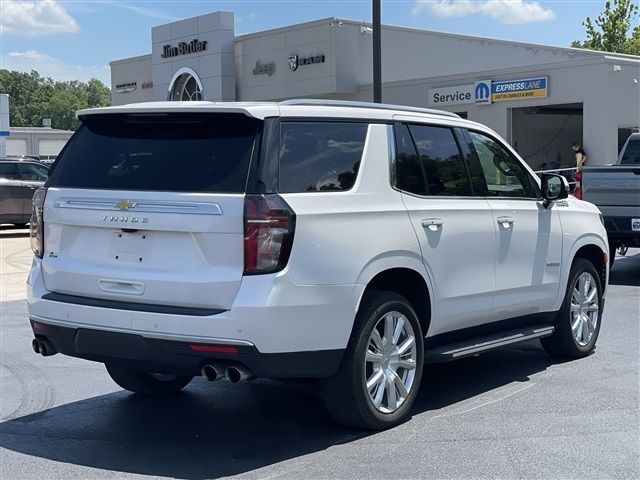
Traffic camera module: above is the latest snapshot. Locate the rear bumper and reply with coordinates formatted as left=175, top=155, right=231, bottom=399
left=27, top=257, right=362, bottom=375
left=30, top=320, right=343, bottom=378
left=604, top=215, right=640, bottom=246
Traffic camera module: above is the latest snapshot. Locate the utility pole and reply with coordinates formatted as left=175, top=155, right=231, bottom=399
left=373, top=0, right=382, bottom=103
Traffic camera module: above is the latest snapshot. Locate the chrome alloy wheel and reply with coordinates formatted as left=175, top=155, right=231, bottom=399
left=364, top=311, right=417, bottom=413
left=571, top=272, right=599, bottom=346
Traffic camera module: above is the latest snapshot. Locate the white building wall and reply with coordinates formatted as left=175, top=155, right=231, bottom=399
left=110, top=55, right=153, bottom=106
left=5, top=128, right=73, bottom=158
left=600, top=58, right=640, bottom=162
left=234, top=20, right=359, bottom=101
left=108, top=13, right=640, bottom=166
left=151, top=12, right=235, bottom=102
left=354, top=58, right=639, bottom=166
left=357, top=25, right=599, bottom=85
left=0, top=93, right=9, bottom=157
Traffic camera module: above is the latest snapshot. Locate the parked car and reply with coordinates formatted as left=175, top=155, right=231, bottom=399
left=27, top=100, right=608, bottom=429
left=581, top=132, right=640, bottom=265
left=0, top=158, right=49, bottom=227
left=6, top=154, right=42, bottom=162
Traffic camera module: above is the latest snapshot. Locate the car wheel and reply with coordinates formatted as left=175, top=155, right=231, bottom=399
left=322, top=291, right=424, bottom=430
left=106, top=364, right=193, bottom=395
left=541, top=258, right=603, bottom=358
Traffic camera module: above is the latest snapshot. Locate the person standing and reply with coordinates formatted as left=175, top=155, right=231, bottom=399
left=572, top=142, right=588, bottom=167
left=571, top=142, right=587, bottom=198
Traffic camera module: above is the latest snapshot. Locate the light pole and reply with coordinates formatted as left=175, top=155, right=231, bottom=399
left=373, top=0, right=382, bottom=103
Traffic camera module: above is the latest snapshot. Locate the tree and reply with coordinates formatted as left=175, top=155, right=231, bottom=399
left=0, top=70, right=54, bottom=127
left=46, top=90, right=87, bottom=131
left=572, top=0, right=640, bottom=55
left=86, top=78, right=111, bottom=108
left=0, top=69, right=111, bottom=130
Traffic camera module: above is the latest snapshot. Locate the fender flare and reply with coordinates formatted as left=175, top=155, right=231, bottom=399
left=552, top=233, right=608, bottom=311
left=353, top=252, right=436, bottom=334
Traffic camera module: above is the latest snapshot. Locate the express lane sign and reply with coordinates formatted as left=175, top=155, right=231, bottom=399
left=491, top=77, right=548, bottom=102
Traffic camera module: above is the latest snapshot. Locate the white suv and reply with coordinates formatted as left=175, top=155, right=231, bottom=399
left=27, top=100, right=608, bottom=429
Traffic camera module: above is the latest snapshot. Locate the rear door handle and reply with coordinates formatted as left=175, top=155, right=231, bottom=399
left=497, top=216, right=515, bottom=229
left=421, top=218, right=444, bottom=231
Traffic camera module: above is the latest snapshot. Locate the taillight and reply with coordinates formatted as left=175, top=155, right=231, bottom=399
left=30, top=187, right=47, bottom=258
left=243, top=194, right=296, bottom=275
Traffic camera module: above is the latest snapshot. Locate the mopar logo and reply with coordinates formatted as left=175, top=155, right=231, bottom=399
left=474, top=80, right=492, bottom=104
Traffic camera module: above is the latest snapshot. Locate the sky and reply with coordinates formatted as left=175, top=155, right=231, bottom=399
left=0, top=0, right=623, bottom=86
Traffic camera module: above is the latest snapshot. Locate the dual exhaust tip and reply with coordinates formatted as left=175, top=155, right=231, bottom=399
left=32, top=338, right=57, bottom=357
left=201, top=363, right=252, bottom=383
left=32, top=337, right=249, bottom=382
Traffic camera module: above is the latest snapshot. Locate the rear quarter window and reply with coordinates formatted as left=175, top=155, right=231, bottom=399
left=620, top=139, right=640, bottom=165
left=0, top=162, right=20, bottom=180
left=47, top=113, right=261, bottom=193
left=278, top=122, right=368, bottom=193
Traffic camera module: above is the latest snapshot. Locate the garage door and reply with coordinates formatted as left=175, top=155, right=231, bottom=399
left=39, top=139, right=67, bottom=157
left=6, top=138, right=27, bottom=156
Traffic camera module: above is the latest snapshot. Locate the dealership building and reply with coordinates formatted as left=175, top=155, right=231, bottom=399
left=110, top=11, right=640, bottom=169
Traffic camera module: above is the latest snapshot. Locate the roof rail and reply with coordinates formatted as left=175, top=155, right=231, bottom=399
left=278, top=99, right=460, bottom=118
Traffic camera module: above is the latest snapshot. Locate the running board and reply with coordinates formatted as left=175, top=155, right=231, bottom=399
left=424, top=324, right=555, bottom=363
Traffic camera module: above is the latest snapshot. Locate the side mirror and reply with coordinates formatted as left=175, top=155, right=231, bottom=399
left=541, top=173, right=569, bottom=208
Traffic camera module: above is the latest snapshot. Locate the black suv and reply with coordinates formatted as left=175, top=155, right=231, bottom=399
left=0, top=158, right=49, bottom=227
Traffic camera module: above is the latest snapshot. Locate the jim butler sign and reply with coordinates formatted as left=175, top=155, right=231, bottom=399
left=161, top=39, right=208, bottom=59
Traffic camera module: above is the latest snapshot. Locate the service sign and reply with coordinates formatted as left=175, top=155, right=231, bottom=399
left=491, top=77, right=548, bottom=102
left=428, top=84, right=474, bottom=106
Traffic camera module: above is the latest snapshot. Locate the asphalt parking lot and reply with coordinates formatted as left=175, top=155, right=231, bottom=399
left=0, top=226, right=638, bottom=480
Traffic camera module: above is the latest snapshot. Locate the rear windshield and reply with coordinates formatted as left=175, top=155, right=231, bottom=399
left=620, top=139, right=640, bottom=165
left=47, top=113, right=261, bottom=193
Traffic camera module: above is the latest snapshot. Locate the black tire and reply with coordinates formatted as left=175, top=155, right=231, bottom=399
left=609, top=243, right=617, bottom=269
left=105, top=364, right=193, bottom=395
left=541, top=258, right=603, bottom=359
left=322, top=291, right=424, bottom=430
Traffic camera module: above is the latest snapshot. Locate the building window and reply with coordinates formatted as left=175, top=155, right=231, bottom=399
left=167, top=68, right=205, bottom=101
left=170, top=73, right=202, bottom=101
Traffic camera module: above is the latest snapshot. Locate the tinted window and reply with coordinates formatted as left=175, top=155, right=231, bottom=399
left=18, top=163, right=48, bottom=181
left=620, top=139, right=640, bottom=165
left=467, top=130, right=538, bottom=198
left=278, top=122, right=367, bottom=193
left=0, top=162, right=20, bottom=180
left=395, top=123, right=427, bottom=195
left=47, top=113, right=260, bottom=193
left=457, top=134, right=490, bottom=196
left=408, top=125, right=470, bottom=196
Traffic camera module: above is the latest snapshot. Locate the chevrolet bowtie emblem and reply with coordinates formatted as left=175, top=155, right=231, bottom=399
left=115, top=200, right=136, bottom=211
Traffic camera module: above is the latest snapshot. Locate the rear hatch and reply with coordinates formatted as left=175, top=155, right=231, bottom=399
left=42, top=112, right=261, bottom=311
